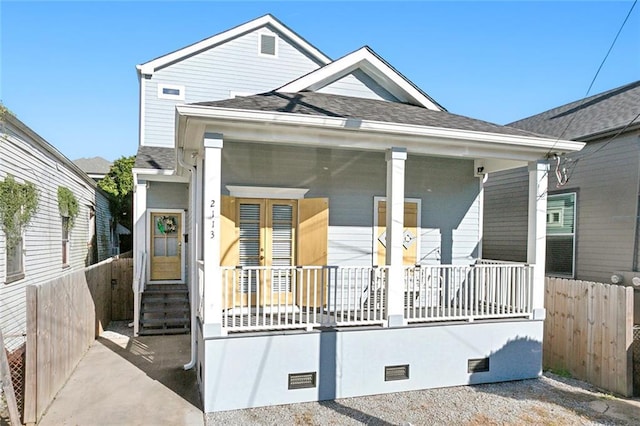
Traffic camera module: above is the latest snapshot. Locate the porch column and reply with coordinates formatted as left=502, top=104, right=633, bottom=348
left=202, top=133, right=225, bottom=336
left=527, top=160, right=549, bottom=318
left=385, top=147, right=407, bottom=327
left=132, top=176, right=147, bottom=337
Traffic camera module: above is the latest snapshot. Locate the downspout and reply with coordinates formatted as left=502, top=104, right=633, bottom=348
left=177, top=148, right=197, bottom=370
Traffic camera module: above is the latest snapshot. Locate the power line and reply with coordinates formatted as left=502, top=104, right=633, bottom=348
left=545, top=0, right=637, bottom=157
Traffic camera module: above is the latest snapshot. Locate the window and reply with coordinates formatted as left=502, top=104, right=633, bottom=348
left=157, top=84, right=185, bottom=100
left=62, top=216, right=70, bottom=266
left=6, top=236, right=24, bottom=283
left=546, top=193, right=576, bottom=277
left=259, top=33, right=278, bottom=57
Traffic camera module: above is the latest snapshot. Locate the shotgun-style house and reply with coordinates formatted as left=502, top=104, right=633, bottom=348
left=0, top=112, right=114, bottom=356
left=483, top=80, right=640, bottom=321
left=132, top=14, right=584, bottom=412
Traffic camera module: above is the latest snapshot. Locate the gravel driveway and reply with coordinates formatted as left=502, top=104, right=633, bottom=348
left=205, top=373, right=640, bottom=425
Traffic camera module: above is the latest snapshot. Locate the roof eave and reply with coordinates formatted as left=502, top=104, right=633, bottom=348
left=176, top=104, right=585, bottom=162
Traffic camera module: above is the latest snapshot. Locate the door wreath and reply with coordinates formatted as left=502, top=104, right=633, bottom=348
left=156, top=215, right=177, bottom=234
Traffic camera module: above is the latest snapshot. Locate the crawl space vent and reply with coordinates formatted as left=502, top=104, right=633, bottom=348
left=385, top=364, right=409, bottom=381
left=288, top=372, right=316, bottom=390
left=468, top=357, right=490, bottom=373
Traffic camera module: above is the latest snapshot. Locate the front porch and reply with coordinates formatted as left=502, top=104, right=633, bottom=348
left=202, top=262, right=534, bottom=333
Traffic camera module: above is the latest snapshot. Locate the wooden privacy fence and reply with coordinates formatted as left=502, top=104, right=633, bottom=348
left=544, top=277, right=634, bottom=396
left=22, top=256, right=133, bottom=425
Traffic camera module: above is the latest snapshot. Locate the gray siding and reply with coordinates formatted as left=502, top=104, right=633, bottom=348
left=482, top=130, right=640, bottom=283
left=143, top=26, right=324, bottom=148
left=221, top=142, right=481, bottom=267
left=483, top=167, right=529, bottom=262
left=567, top=132, right=640, bottom=282
left=95, top=191, right=113, bottom=260
left=0, top=119, right=110, bottom=350
left=147, top=182, right=189, bottom=209
left=317, top=70, right=398, bottom=102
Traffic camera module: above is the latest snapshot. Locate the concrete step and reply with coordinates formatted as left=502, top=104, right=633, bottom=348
left=140, top=317, right=190, bottom=326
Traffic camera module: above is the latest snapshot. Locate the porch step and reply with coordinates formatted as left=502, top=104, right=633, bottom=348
left=139, top=283, right=190, bottom=336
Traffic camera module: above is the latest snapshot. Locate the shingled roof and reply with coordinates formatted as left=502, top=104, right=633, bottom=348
left=134, top=146, right=175, bottom=170
left=509, top=80, right=640, bottom=141
left=194, top=91, right=541, bottom=138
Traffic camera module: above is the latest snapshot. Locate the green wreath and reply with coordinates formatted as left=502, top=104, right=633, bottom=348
left=156, top=215, right=177, bottom=234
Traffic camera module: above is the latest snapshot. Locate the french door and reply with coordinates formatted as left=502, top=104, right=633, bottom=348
left=236, top=198, right=297, bottom=305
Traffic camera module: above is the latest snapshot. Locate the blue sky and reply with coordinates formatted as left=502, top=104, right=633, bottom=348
left=1, top=1, right=639, bottom=162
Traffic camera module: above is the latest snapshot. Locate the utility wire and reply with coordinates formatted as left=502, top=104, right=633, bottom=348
left=545, top=0, right=637, bottom=158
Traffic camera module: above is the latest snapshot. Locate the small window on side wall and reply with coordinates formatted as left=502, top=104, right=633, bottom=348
left=157, top=84, right=185, bottom=100
left=546, top=192, right=576, bottom=277
left=6, top=236, right=24, bottom=283
left=259, top=33, right=278, bottom=57
left=62, top=216, right=70, bottom=267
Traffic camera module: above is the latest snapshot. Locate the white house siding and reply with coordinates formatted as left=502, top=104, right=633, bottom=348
left=221, top=141, right=481, bottom=267
left=0, top=117, right=108, bottom=350
left=482, top=167, right=529, bottom=262
left=143, top=26, right=325, bottom=148
left=482, top=131, right=640, bottom=283
left=317, top=70, right=399, bottom=101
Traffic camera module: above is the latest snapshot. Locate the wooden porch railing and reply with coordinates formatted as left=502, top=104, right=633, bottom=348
left=218, top=262, right=533, bottom=332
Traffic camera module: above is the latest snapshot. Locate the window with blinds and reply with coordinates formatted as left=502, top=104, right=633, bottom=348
left=271, top=203, right=293, bottom=292
left=239, top=203, right=261, bottom=293
left=546, top=192, right=576, bottom=277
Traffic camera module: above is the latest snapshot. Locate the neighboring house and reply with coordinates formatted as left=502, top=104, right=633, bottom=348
left=73, top=156, right=112, bottom=182
left=483, top=81, right=640, bottom=320
left=132, top=14, right=584, bottom=412
left=0, top=112, right=114, bottom=354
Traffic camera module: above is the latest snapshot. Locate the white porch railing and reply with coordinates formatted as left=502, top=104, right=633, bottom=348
left=220, top=266, right=388, bottom=332
left=218, top=262, right=533, bottom=332
left=403, top=264, right=533, bottom=323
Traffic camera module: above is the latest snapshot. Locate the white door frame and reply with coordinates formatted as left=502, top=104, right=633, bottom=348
left=146, top=208, right=186, bottom=283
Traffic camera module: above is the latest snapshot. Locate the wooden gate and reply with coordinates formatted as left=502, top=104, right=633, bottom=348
left=111, top=257, right=134, bottom=320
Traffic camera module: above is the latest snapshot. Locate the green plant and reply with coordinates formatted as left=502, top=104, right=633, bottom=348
left=57, top=186, right=79, bottom=230
left=547, top=367, right=572, bottom=378
left=0, top=175, right=38, bottom=247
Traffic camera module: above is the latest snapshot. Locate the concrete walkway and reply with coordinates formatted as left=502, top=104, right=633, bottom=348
left=39, top=328, right=203, bottom=426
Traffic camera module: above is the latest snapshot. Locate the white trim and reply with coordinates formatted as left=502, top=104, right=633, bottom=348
left=278, top=47, right=441, bottom=110
left=139, top=74, right=146, bottom=146
left=372, top=196, right=422, bottom=266
left=157, top=83, right=185, bottom=101
left=226, top=185, right=309, bottom=199
left=145, top=209, right=186, bottom=283
left=176, top=104, right=585, bottom=160
left=136, top=14, right=331, bottom=75
left=258, top=32, right=278, bottom=57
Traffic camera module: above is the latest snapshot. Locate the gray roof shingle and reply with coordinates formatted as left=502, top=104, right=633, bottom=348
left=73, top=156, right=112, bottom=174
left=194, top=92, right=541, bottom=138
left=135, top=146, right=175, bottom=170
left=509, top=80, right=640, bottom=141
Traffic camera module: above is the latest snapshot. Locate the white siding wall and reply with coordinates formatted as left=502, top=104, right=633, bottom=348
left=143, top=26, right=324, bottom=148
left=317, top=70, right=398, bottom=101
left=0, top=119, right=106, bottom=350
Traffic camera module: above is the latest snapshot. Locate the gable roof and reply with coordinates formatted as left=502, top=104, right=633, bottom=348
left=194, top=91, right=535, bottom=137
left=277, top=47, right=445, bottom=111
left=137, top=14, right=331, bottom=75
left=509, top=80, right=640, bottom=141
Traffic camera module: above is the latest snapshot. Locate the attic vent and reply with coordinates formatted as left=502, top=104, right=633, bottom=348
left=468, top=357, right=490, bottom=373
left=288, top=372, right=316, bottom=390
left=260, top=34, right=277, bottom=56
left=384, top=364, right=409, bottom=381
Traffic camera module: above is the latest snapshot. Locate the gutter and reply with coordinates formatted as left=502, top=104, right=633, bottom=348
left=176, top=148, right=198, bottom=370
